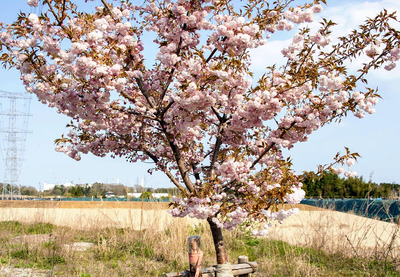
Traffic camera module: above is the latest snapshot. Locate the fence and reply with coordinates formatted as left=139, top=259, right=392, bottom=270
left=58, top=196, right=171, bottom=202
left=301, top=198, right=400, bottom=222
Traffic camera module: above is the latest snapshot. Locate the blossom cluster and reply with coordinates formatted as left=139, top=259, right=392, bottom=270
left=384, top=47, right=400, bottom=71
left=285, top=184, right=306, bottom=205
left=168, top=196, right=220, bottom=220
left=251, top=208, right=300, bottom=236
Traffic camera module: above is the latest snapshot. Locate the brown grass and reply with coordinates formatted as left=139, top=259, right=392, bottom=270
left=0, top=200, right=399, bottom=276
left=0, top=200, right=323, bottom=210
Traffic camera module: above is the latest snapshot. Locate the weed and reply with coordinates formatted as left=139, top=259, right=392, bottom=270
left=0, top=221, right=23, bottom=234
left=0, top=202, right=398, bottom=276
left=27, top=222, right=54, bottom=234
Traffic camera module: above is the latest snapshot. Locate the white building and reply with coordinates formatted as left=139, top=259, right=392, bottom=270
left=126, top=192, right=169, bottom=199
left=42, top=182, right=74, bottom=191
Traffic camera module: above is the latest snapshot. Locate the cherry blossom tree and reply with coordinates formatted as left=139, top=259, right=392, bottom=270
left=1, top=0, right=399, bottom=274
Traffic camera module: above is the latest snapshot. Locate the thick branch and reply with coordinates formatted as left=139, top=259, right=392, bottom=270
left=207, top=217, right=228, bottom=264
left=159, top=100, right=175, bottom=118
left=157, top=116, right=195, bottom=193
left=168, top=139, right=195, bottom=193
left=209, top=124, right=224, bottom=177
left=208, top=106, right=228, bottom=177
left=135, top=77, right=155, bottom=109
left=101, top=0, right=120, bottom=24
left=144, top=149, right=187, bottom=194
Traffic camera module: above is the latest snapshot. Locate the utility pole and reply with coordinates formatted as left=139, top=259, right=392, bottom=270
left=0, top=90, right=31, bottom=200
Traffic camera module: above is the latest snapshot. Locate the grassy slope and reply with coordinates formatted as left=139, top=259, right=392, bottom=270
left=0, top=218, right=398, bottom=276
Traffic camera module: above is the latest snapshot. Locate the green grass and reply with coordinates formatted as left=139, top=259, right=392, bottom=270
left=26, top=222, right=54, bottom=234
left=0, top=221, right=54, bottom=235
left=0, top=220, right=398, bottom=276
left=224, top=234, right=399, bottom=277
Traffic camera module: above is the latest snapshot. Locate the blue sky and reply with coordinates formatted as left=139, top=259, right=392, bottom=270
left=0, top=0, right=399, bottom=189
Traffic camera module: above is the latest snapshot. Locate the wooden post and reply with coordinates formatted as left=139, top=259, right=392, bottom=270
left=237, top=256, right=249, bottom=277
left=188, top=236, right=203, bottom=277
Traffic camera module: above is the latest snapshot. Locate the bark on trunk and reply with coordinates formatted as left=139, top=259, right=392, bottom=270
left=207, top=217, right=228, bottom=264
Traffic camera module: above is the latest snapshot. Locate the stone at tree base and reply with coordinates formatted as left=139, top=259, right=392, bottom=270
left=214, top=263, right=233, bottom=277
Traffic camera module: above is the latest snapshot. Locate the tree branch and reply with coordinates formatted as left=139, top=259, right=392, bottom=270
left=109, top=103, right=157, bottom=121
left=135, top=77, right=156, bottom=109
left=209, top=124, right=225, bottom=177
left=168, top=139, right=195, bottom=193
left=251, top=121, right=297, bottom=169
left=205, top=36, right=227, bottom=63
left=44, top=0, right=62, bottom=25
left=144, top=149, right=187, bottom=195
left=157, top=118, right=195, bottom=193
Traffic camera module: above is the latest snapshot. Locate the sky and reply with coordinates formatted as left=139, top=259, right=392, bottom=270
left=0, top=0, right=399, bottom=190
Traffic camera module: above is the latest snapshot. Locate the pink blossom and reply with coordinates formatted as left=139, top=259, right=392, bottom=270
left=346, top=158, right=356, bottom=167
left=365, top=45, right=380, bottom=57
left=70, top=42, right=88, bottom=55
left=285, top=185, right=306, bottom=205
left=384, top=63, right=396, bottom=71
left=261, top=208, right=299, bottom=224
left=344, top=171, right=357, bottom=178
left=28, top=14, right=39, bottom=24
left=312, top=4, right=323, bottom=13
left=27, top=0, right=38, bottom=7
left=334, top=167, right=345, bottom=175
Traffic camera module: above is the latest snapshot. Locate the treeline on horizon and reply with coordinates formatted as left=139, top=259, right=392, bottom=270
left=53, top=182, right=180, bottom=198
left=302, top=172, right=400, bottom=199
left=0, top=182, right=180, bottom=198
left=1, top=172, right=399, bottom=199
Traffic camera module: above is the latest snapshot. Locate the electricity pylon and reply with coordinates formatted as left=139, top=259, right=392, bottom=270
left=0, top=90, right=31, bottom=199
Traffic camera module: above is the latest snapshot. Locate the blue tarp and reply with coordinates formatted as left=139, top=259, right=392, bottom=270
left=300, top=199, right=400, bottom=222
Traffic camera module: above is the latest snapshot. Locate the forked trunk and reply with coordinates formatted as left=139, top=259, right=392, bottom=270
left=207, top=217, right=228, bottom=264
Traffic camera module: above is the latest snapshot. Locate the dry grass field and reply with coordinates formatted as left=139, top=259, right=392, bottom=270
left=0, top=200, right=399, bottom=276
left=0, top=201, right=322, bottom=231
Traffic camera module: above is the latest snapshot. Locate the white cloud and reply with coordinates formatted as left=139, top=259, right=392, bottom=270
left=318, top=0, right=400, bottom=33
left=317, top=1, right=400, bottom=80
left=249, top=0, right=400, bottom=80
left=248, top=1, right=400, bottom=183
left=249, top=39, right=291, bottom=73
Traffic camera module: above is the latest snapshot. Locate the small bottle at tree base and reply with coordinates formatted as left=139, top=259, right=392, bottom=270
left=188, top=236, right=203, bottom=277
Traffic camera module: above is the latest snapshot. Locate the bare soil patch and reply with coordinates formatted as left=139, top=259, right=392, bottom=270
left=0, top=266, right=50, bottom=277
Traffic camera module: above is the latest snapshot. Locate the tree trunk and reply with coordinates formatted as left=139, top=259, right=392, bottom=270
left=207, top=217, right=228, bottom=264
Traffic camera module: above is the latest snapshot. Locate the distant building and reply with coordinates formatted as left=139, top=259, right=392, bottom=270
left=126, top=192, right=169, bottom=199
left=104, top=191, right=116, bottom=198
left=153, top=193, right=169, bottom=199
left=127, top=193, right=141, bottom=198
left=42, top=182, right=74, bottom=191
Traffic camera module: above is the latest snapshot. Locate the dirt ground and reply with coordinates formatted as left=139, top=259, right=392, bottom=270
left=0, top=201, right=398, bottom=258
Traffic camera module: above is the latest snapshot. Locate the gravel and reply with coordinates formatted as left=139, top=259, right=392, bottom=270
left=0, top=267, right=51, bottom=277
